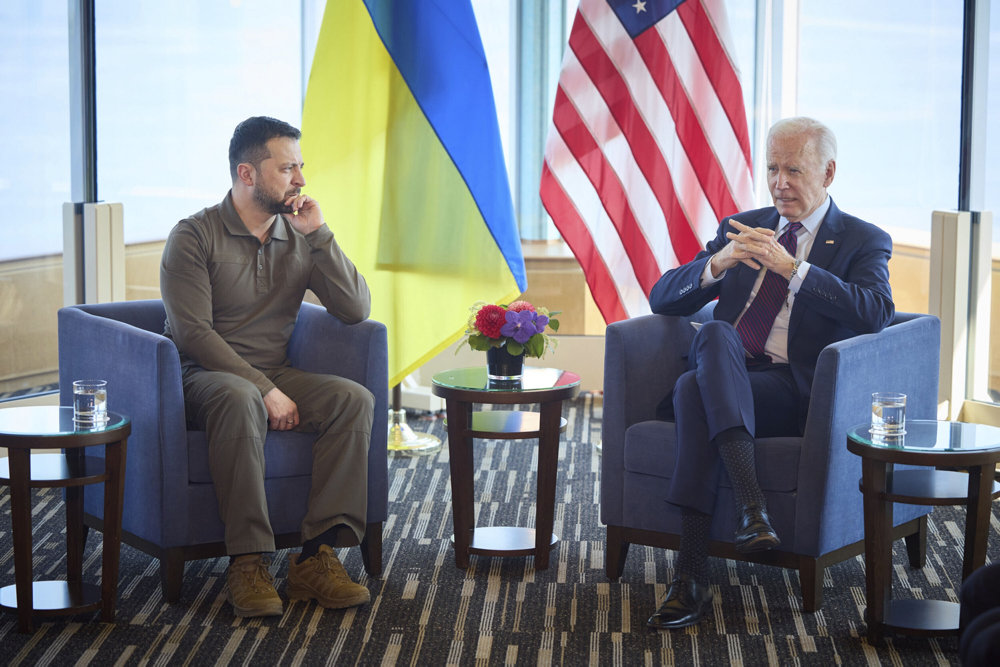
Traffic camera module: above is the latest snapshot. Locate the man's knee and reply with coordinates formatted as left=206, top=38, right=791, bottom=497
left=673, top=371, right=699, bottom=405
left=200, top=378, right=267, bottom=429
left=351, top=385, right=375, bottom=421
left=307, top=378, right=374, bottom=432
left=337, top=383, right=375, bottom=433
left=696, top=320, right=740, bottom=349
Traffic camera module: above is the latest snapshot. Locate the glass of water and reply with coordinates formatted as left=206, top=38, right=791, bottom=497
left=73, top=379, right=108, bottom=427
left=871, top=392, right=906, bottom=437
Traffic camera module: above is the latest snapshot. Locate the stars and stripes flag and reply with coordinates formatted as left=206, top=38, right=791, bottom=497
left=540, top=0, right=754, bottom=323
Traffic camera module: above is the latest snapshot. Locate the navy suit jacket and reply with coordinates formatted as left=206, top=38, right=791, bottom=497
left=648, top=199, right=894, bottom=416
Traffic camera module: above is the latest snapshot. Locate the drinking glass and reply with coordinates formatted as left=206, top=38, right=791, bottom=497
left=871, top=392, right=906, bottom=437
left=73, top=379, right=108, bottom=427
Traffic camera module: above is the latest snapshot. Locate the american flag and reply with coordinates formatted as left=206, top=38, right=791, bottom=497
left=540, top=0, right=754, bottom=322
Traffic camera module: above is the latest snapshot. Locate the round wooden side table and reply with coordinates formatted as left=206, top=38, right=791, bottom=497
left=432, top=367, right=581, bottom=570
left=0, top=406, right=130, bottom=633
left=847, top=419, right=1000, bottom=643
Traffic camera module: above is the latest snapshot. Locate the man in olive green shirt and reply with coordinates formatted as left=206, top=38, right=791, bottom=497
left=161, top=116, right=373, bottom=618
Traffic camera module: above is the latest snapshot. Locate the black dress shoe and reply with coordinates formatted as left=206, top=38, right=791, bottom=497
left=647, top=576, right=713, bottom=629
left=734, top=506, right=780, bottom=553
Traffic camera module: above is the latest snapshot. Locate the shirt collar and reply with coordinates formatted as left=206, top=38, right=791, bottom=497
left=219, top=190, right=289, bottom=241
left=779, top=195, right=830, bottom=237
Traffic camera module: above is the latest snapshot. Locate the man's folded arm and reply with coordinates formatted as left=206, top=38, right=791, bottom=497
left=304, top=225, right=371, bottom=324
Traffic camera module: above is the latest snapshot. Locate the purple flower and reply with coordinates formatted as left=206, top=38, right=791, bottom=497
left=501, top=310, right=537, bottom=344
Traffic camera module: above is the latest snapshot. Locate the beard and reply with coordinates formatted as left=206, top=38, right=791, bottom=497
left=253, top=183, right=298, bottom=215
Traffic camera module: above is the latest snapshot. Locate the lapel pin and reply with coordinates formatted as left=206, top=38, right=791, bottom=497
left=826, top=240, right=835, bottom=244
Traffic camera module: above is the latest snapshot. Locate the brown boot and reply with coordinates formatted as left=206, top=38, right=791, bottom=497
left=226, top=554, right=283, bottom=618
left=286, top=545, right=370, bottom=608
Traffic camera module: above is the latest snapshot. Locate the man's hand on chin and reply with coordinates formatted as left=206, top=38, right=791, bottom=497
left=284, top=194, right=324, bottom=235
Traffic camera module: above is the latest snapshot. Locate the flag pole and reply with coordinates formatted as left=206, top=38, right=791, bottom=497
left=387, top=384, right=441, bottom=454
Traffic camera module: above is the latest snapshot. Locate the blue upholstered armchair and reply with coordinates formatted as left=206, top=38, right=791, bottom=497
left=57, top=300, right=388, bottom=603
left=602, top=305, right=941, bottom=611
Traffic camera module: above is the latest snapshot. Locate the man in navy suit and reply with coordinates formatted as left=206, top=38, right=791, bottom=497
left=645, top=117, right=894, bottom=629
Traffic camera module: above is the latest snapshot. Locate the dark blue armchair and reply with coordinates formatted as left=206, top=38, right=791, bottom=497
left=601, top=306, right=941, bottom=611
left=57, top=299, right=388, bottom=603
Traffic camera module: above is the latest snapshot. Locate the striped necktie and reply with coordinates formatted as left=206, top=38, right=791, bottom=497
left=735, top=222, right=803, bottom=358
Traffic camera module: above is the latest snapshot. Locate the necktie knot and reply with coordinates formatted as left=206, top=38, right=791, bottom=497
left=779, top=222, right=803, bottom=253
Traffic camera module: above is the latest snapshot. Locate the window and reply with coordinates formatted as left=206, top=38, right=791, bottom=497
left=973, top=2, right=1000, bottom=406
left=798, top=1, right=964, bottom=243
left=984, top=3, right=1000, bottom=225
left=95, top=0, right=310, bottom=245
left=0, top=1, right=71, bottom=262
left=0, top=1, right=70, bottom=397
left=472, top=0, right=514, bottom=176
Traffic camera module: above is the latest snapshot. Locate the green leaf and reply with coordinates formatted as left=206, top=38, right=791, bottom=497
left=548, top=318, right=560, bottom=332
left=506, top=341, right=525, bottom=356
left=468, top=334, right=494, bottom=352
left=524, top=335, right=544, bottom=358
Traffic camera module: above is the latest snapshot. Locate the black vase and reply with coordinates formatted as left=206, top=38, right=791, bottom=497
left=486, top=345, right=524, bottom=381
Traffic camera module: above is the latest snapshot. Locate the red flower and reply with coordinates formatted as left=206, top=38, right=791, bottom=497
left=475, top=304, right=507, bottom=339
left=507, top=300, right=536, bottom=313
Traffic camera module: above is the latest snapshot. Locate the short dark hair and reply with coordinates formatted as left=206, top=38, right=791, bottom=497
left=228, top=116, right=302, bottom=182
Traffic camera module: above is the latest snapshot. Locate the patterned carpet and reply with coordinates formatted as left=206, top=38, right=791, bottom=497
left=0, top=393, right=992, bottom=665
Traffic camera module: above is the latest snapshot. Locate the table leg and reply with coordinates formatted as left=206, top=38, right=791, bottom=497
left=100, top=438, right=127, bottom=622
left=8, top=449, right=35, bottom=633
left=65, top=450, right=84, bottom=585
left=533, top=400, right=562, bottom=570
left=860, top=456, right=892, bottom=644
left=963, top=463, right=993, bottom=580
left=446, top=400, right=475, bottom=569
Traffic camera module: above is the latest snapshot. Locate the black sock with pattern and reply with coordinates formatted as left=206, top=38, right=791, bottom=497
left=715, top=426, right=766, bottom=511
left=675, top=508, right=710, bottom=584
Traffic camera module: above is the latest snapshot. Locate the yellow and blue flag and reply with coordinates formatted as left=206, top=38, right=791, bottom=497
left=302, top=0, right=526, bottom=387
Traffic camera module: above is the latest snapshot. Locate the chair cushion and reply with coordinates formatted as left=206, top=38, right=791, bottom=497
left=623, top=420, right=802, bottom=493
left=187, top=430, right=318, bottom=483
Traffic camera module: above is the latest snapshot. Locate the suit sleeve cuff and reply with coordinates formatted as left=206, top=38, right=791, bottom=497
left=789, top=260, right=811, bottom=291
left=701, top=257, right=723, bottom=285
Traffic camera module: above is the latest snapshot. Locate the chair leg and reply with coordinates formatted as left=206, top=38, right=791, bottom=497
left=161, top=549, right=186, bottom=603
left=361, top=522, right=383, bottom=577
left=606, top=525, right=629, bottom=580
left=80, top=522, right=90, bottom=553
left=904, top=514, right=928, bottom=568
left=798, top=557, right=822, bottom=612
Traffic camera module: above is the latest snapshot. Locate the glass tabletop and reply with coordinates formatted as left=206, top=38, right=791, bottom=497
left=432, top=367, right=581, bottom=393
left=0, top=406, right=129, bottom=437
left=847, top=419, right=1000, bottom=453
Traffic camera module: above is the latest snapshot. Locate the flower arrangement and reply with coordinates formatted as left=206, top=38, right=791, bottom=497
left=460, top=300, right=560, bottom=358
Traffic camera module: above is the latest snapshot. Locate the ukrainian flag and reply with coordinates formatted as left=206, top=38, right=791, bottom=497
left=302, top=0, right=526, bottom=387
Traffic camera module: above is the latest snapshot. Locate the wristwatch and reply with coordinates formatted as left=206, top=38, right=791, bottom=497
left=789, top=259, right=803, bottom=280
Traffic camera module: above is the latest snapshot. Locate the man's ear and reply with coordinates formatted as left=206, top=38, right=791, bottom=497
left=236, top=162, right=256, bottom=187
left=824, top=159, right=836, bottom=188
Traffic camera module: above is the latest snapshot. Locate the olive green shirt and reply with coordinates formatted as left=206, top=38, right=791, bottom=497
left=160, top=191, right=370, bottom=396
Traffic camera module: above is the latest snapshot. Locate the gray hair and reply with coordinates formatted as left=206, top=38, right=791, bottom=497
left=767, top=117, right=837, bottom=165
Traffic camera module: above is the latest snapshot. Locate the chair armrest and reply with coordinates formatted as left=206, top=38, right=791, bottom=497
left=57, top=305, right=190, bottom=546
left=601, top=303, right=714, bottom=523
left=288, top=302, right=389, bottom=519
left=794, top=312, right=941, bottom=553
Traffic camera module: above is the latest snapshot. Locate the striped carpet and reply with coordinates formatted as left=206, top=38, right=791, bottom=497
left=0, top=393, right=991, bottom=665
